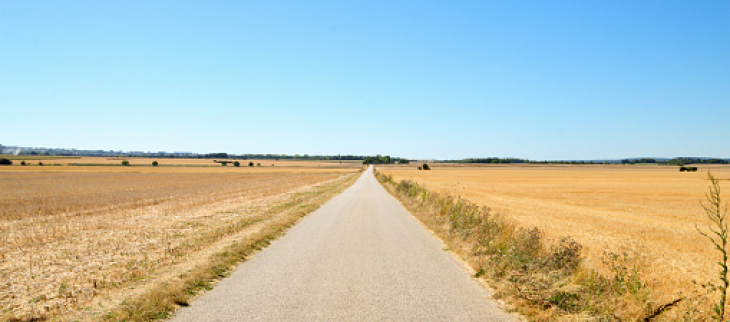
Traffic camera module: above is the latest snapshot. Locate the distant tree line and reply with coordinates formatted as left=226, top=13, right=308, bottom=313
left=447, top=158, right=529, bottom=164
left=446, top=158, right=608, bottom=165
left=363, top=155, right=410, bottom=165
left=664, top=158, right=728, bottom=165
left=444, top=157, right=730, bottom=165
left=199, top=153, right=411, bottom=164
left=621, top=158, right=658, bottom=164
left=620, top=158, right=729, bottom=165
left=200, top=153, right=388, bottom=161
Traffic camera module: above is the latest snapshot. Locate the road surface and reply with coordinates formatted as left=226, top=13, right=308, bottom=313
left=170, top=166, right=514, bottom=322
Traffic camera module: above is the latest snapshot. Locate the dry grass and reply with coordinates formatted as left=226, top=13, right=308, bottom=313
left=378, top=164, right=730, bottom=320
left=0, top=157, right=361, bottom=175
left=0, top=155, right=80, bottom=161
left=0, top=156, right=363, bottom=169
left=0, top=172, right=348, bottom=221
left=0, top=165, right=361, bottom=321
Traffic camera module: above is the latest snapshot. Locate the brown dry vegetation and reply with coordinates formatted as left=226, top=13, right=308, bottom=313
left=0, top=165, right=360, bottom=321
left=0, top=156, right=363, bottom=169
left=378, top=164, right=730, bottom=321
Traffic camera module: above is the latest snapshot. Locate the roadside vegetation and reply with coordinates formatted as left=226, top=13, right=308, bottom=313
left=375, top=170, right=725, bottom=321
left=695, top=173, right=729, bottom=321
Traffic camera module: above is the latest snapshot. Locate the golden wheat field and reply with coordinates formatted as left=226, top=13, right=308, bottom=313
left=378, top=164, right=730, bottom=309
left=0, top=162, right=361, bottom=321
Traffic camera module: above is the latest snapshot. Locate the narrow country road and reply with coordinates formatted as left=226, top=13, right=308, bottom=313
left=170, top=166, right=514, bottom=322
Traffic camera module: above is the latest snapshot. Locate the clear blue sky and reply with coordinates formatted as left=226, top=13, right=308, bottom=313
left=1, top=1, right=728, bottom=160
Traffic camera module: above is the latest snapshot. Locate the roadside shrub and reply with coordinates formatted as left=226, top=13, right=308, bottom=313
left=0, top=158, right=12, bottom=165
left=121, top=160, right=130, bottom=166
left=598, top=251, right=648, bottom=298
left=257, top=163, right=261, bottom=167
left=233, top=161, right=240, bottom=167
left=418, top=166, right=423, bottom=170
left=543, top=237, right=582, bottom=271
left=152, top=161, right=159, bottom=166
left=422, top=163, right=430, bottom=170
left=248, top=162, right=254, bottom=167
left=379, top=174, right=394, bottom=184
left=38, top=162, right=43, bottom=166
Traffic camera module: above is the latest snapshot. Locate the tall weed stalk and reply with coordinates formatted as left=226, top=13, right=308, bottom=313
left=695, top=172, right=729, bottom=321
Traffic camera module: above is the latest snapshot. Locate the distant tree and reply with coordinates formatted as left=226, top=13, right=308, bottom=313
left=38, top=162, right=43, bottom=166
left=422, top=163, right=430, bottom=170
left=249, top=162, right=254, bottom=167
left=121, top=160, right=130, bottom=166
left=233, top=161, right=241, bottom=167
left=362, top=155, right=406, bottom=165
left=0, top=158, right=12, bottom=165
left=152, top=161, right=159, bottom=166
left=20, top=161, right=26, bottom=166
left=418, top=166, right=423, bottom=170
left=204, top=153, right=229, bottom=159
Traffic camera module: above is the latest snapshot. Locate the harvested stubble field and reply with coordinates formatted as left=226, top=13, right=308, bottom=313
left=378, top=163, right=730, bottom=320
left=0, top=156, right=363, bottom=170
left=0, top=163, right=361, bottom=321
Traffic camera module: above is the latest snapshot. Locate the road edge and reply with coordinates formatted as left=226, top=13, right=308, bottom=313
left=98, top=170, right=364, bottom=322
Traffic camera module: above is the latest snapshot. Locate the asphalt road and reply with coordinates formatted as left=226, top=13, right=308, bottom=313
left=170, top=166, right=514, bottom=322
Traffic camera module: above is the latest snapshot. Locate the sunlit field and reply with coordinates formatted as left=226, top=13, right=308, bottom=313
left=378, top=163, right=730, bottom=315
left=0, top=155, right=363, bottom=173
left=0, top=160, right=361, bottom=321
